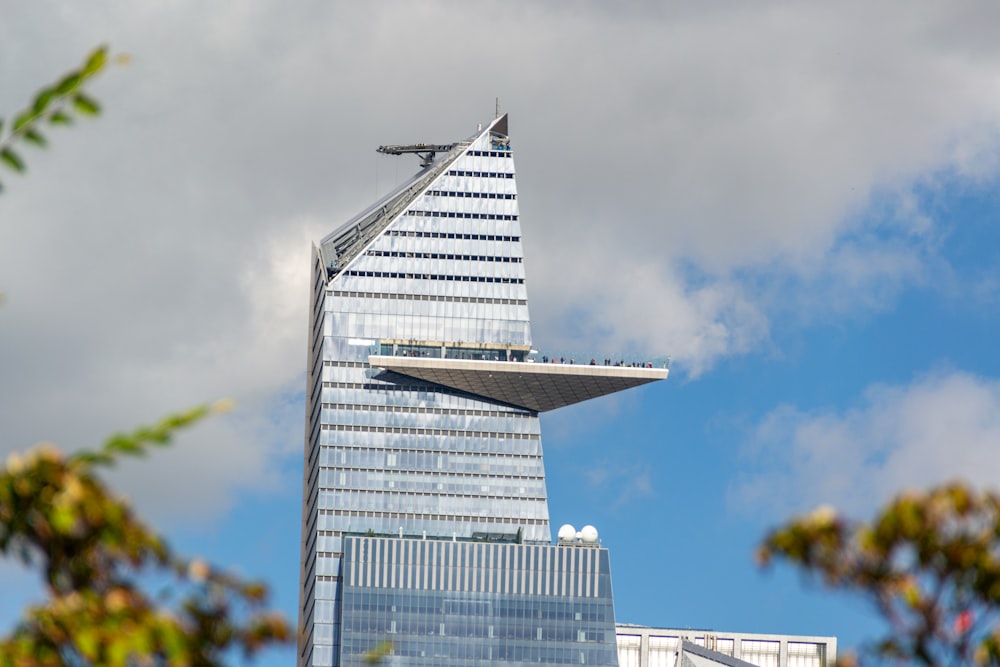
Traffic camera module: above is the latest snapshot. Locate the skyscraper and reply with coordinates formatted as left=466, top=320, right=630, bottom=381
left=300, top=115, right=667, bottom=667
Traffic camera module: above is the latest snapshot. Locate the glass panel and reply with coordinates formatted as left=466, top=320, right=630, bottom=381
left=741, top=640, right=781, bottom=667
left=649, top=636, right=680, bottom=667
left=788, top=642, right=825, bottom=667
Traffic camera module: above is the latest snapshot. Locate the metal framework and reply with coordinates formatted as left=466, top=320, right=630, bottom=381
left=376, top=143, right=458, bottom=168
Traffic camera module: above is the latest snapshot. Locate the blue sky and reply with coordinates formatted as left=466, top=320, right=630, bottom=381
left=3, top=2, right=1000, bottom=664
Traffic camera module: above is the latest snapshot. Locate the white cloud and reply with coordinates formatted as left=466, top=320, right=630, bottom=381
left=584, top=462, right=655, bottom=511
left=527, top=250, right=769, bottom=377
left=731, top=370, right=1000, bottom=518
left=3, top=1, right=1000, bottom=523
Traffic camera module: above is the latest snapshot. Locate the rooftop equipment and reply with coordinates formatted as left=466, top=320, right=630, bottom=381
left=376, top=143, right=458, bottom=168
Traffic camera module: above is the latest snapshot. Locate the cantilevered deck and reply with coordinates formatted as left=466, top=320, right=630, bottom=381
left=368, top=355, right=668, bottom=412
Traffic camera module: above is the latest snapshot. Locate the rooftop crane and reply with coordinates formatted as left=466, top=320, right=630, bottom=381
left=376, top=143, right=457, bottom=168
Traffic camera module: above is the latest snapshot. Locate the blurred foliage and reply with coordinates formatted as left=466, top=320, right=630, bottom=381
left=0, top=45, right=293, bottom=666
left=759, top=483, right=1000, bottom=666
left=363, top=640, right=393, bottom=665
left=0, top=402, right=292, bottom=666
left=0, top=44, right=128, bottom=192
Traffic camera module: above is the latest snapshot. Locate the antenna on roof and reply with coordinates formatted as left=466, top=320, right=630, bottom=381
left=495, top=96, right=500, bottom=119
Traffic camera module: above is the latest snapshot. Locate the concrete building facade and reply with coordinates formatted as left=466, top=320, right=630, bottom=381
left=616, top=625, right=837, bottom=667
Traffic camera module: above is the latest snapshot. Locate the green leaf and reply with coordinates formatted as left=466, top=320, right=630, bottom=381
left=106, top=437, right=143, bottom=456
left=82, top=45, right=108, bottom=76
left=12, top=111, right=34, bottom=132
left=51, top=505, right=77, bottom=533
left=72, top=93, right=101, bottom=116
left=54, top=73, right=82, bottom=96
left=1, top=148, right=25, bottom=173
left=32, top=88, right=54, bottom=116
left=49, top=110, right=73, bottom=126
left=76, top=629, right=100, bottom=660
left=24, top=128, right=47, bottom=148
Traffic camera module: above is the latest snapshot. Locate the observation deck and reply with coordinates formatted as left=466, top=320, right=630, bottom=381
left=368, top=355, right=668, bottom=413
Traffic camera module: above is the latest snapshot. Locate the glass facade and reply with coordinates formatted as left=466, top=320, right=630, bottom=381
left=299, top=114, right=828, bottom=667
left=338, top=536, right=619, bottom=667
left=301, top=116, right=574, bottom=667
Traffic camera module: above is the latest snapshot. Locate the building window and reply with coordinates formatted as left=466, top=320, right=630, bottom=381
left=740, top=640, right=780, bottom=667
left=617, top=635, right=641, bottom=667
left=788, top=642, right=825, bottom=667
left=648, top=636, right=679, bottom=667
left=715, top=638, right=734, bottom=656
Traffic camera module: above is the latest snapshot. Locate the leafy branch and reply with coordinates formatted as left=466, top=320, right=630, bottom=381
left=0, top=44, right=127, bottom=192
left=1, top=46, right=293, bottom=665
left=0, top=403, right=292, bottom=666
left=759, top=484, right=1000, bottom=667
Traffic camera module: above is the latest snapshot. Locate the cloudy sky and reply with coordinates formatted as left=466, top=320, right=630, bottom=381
left=3, top=1, right=1000, bottom=662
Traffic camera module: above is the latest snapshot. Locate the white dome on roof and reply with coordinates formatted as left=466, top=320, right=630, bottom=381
left=580, top=525, right=598, bottom=544
left=557, top=524, right=576, bottom=543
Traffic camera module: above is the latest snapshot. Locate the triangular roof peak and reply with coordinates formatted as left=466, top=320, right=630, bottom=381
left=317, top=115, right=509, bottom=278
left=490, top=113, right=508, bottom=137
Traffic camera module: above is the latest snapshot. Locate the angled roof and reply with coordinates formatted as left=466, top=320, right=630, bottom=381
left=318, top=114, right=509, bottom=277
left=679, top=641, right=759, bottom=667
left=368, top=356, right=668, bottom=413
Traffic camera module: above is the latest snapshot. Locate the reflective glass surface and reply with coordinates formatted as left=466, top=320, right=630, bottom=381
left=339, top=537, right=619, bottom=667
left=302, top=123, right=558, bottom=667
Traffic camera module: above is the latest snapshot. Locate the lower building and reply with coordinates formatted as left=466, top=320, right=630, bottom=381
left=616, top=625, right=837, bottom=667
left=338, top=533, right=619, bottom=667
left=674, top=641, right=768, bottom=667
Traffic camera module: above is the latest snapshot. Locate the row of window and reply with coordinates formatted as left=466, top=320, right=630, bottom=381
left=318, top=431, right=543, bottom=457
left=319, top=470, right=545, bottom=506
left=314, top=516, right=552, bottom=546
left=466, top=150, right=514, bottom=158
left=407, top=210, right=518, bottom=221
left=319, top=459, right=544, bottom=477
left=327, top=298, right=528, bottom=312
left=385, top=230, right=520, bottom=242
left=366, top=250, right=522, bottom=263
left=319, top=434, right=541, bottom=453
left=321, top=379, right=495, bottom=400
left=447, top=169, right=514, bottom=179
left=320, top=406, right=539, bottom=435
left=323, top=501, right=547, bottom=524
left=617, top=636, right=826, bottom=667
left=426, top=190, right=516, bottom=200
left=319, top=460, right=544, bottom=482
left=341, top=597, right=612, bottom=624
left=343, top=270, right=524, bottom=284
left=320, top=424, right=540, bottom=439
left=319, top=485, right=545, bottom=505
left=340, top=590, right=613, bottom=619
left=347, top=261, right=524, bottom=284
left=318, top=447, right=543, bottom=472
left=320, top=446, right=545, bottom=467
left=341, top=616, right=612, bottom=642
left=324, top=305, right=531, bottom=332
left=319, top=508, right=549, bottom=525
left=319, top=483, right=545, bottom=505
